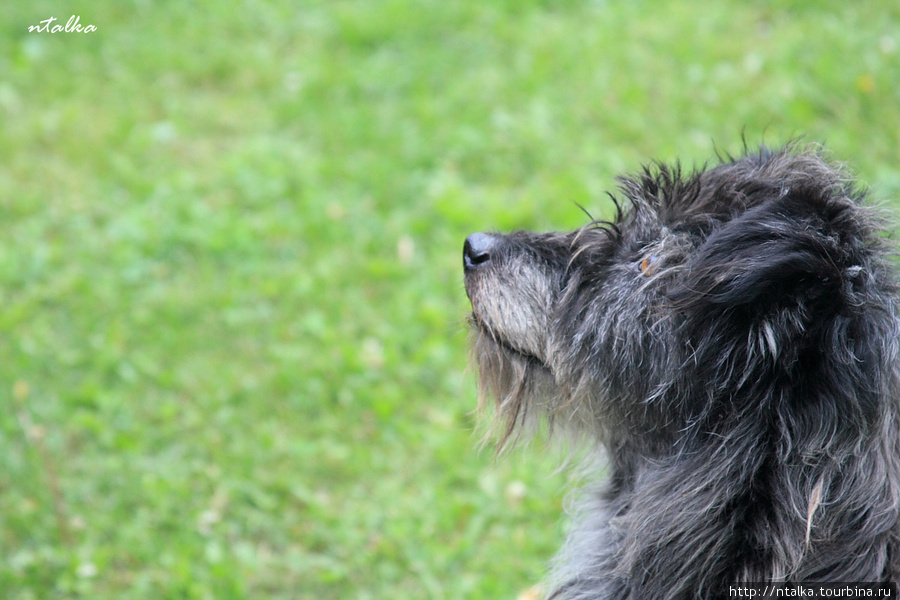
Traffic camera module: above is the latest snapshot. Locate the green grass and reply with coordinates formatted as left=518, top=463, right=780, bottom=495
left=1, top=1, right=899, bottom=598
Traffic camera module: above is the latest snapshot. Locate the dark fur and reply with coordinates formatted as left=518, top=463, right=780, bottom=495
left=462, top=145, right=900, bottom=598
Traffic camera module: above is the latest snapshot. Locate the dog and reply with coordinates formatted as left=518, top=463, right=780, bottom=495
left=462, top=145, right=900, bottom=599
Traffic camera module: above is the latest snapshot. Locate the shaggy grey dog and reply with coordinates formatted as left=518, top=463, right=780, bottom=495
left=462, top=146, right=900, bottom=599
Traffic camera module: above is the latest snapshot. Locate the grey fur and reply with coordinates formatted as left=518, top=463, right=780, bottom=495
left=463, top=145, right=900, bottom=598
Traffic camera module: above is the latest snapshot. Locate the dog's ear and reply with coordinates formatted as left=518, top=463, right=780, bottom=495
left=672, top=186, right=864, bottom=311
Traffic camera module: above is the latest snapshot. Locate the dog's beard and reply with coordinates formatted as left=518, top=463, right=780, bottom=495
left=469, top=315, right=559, bottom=447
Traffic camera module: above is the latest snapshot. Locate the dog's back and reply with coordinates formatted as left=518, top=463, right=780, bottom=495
left=463, top=146, right=900, bottom=599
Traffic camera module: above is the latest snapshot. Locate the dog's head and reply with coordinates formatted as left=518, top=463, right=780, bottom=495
left=464, top=146, right=899, bottom=450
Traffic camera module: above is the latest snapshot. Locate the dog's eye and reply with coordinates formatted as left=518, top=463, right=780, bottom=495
left=639, top=255, right=659, bottom=276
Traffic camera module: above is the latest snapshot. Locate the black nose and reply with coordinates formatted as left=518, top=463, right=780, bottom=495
left=464, top=232, right=495, bottom=271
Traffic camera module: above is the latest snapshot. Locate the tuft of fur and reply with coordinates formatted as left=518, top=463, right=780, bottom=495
left=463, top=145, right=900, bottom=599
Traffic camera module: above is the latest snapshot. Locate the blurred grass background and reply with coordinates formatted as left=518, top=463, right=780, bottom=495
left=1, top=1, right=898, bottom=598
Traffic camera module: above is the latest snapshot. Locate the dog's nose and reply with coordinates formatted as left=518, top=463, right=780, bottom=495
left=464, top=232, right=495, bottom=271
